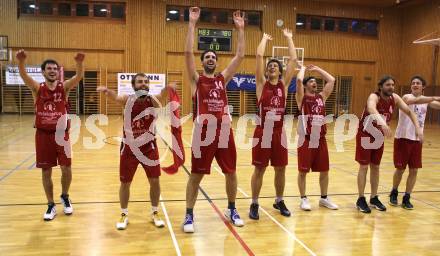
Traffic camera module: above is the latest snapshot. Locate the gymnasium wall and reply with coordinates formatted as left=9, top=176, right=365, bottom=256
left=0, top=0, right=437, bottom=116
left=399, top=0, right=440, bottom=87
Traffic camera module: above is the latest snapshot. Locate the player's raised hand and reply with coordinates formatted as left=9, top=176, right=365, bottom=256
left=233, top=10, right=245, bottom=29
left=306, top=64, right=319, bottom=72
left=189, top=7, right=200, bottom=23
left=16, top=49, right=27, bottom=62
left=282, top=28, right=293, bottom=39
left=74, top=53, right=85, bottom=63
left=262, top=33, right=273, bottom=41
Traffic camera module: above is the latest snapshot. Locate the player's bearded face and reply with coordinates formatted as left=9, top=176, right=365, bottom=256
left=43, top=64, right=59, bottom=83
left=203, top=53, right=217, bottom=74
left=382, top=80, right=395, bottom=96
left=133, top=77, right=149, bottom=97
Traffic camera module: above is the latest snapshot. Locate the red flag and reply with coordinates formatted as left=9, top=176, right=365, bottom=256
left=161, top=86, right=185, bottom=174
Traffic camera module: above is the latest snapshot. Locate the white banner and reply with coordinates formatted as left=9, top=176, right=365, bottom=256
left=6, top=65, right=45, bottom=85
left=117, top=73, right=165, bottom=96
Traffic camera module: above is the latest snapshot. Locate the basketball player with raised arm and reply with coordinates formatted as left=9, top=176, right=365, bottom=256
left=249, top=29, right=297, bottom=220
left=183, top=7, right=245, bottom=233
left=16, top=49, right=84, bottom=221
left=355, top=75, right=423, bottom=213
left=97, top=73, right=168, bottom=230
left=390, top=76, right=440, bottom=209
left=295, top=64, right=338, bottom=211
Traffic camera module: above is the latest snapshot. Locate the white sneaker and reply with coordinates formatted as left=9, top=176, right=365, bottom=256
left=43, top=204, right=56, bottom=221
left=224, top=208, right=244, bottom=227
left=300, top=197, right=312, bottom=211
left=116, top=213, right=129, bottom=230
left=152, top=211, right=165, bottom=228
left=319, top=197, right=339, bottom=210
left=183, top=214, right=194, bottom=233
left=60, top=194, right=73, bottom=215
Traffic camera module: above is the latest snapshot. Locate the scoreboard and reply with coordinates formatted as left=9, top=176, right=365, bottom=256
left=197, top=28, right=232, bottom=52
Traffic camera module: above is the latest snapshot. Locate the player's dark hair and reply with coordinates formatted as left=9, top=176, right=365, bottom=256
left=131, top=73, right=147, bottom=87
left=41, top=59, right=59, bottom=71
left=266, top=59, right=283, bottom=79
left=410, top=75, right=426, bottom=86
left=377, top=75, right=395, bottom=91
left=303, top=76, right=317, bottom=86
left=200, top=50, right=217, bottom=62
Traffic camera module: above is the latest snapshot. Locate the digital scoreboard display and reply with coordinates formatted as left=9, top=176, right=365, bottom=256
left=197, top=28, right=232, bottom=52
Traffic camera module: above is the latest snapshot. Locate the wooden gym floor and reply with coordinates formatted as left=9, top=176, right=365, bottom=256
left=1, top=114, right=440, bottom=256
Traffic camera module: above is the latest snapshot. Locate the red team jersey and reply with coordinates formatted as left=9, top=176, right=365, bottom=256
left=122, top=95, right=156, bottom=152
left=193, top=74, right=229, bottom=125
left=34, top=82, right=71, bottom=168
left=252, top=81, right=288, bottom=167
left=355, top=92, right=396, bottom=165
left=299, top=94, right=327, bottom=137
left=120, top=95, right=160, bottom=182
left=358, top=92, right=395, bottom=135
left=257, top=81, right=286, bottom=129
left=297, top=93, right=329, bottom=172
left=35, top=82, right=68, bottom=131
left=191, top=73, right=236, bottom=174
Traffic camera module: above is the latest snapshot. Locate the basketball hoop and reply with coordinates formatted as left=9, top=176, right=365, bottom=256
left=270, top=46, right=304, bottom=70
left=413, top=31, right=440, bottom=46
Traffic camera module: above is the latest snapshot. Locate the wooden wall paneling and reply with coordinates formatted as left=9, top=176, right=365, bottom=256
left=1, top=0, right=439, bottom=117
left=399, top=0, right=440, bottom=85
left=227, top=90, right=240, bottom=116
left=83, top=71, right=99, bottom=114
left=106, top=70, right=123, bottom=115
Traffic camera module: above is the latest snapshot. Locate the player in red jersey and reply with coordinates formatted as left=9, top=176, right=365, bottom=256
left=390, top=75, right=440, bottom=210
left=97, top=73, right=169, bottom=230
left=355, top=75, right=423, bottom=213
left=183, top=7, right=245, bottom=233
left=295, top=64, right=338, bottom=211
left=16, top=49, right=84, bottom=221
left=249, top=29, right=297, bottom=220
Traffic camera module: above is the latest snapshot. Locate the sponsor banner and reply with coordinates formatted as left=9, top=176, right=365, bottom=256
left=117, top=73, right=166, bottom=96
left=6, top=65, right=45, bottom=85
left=227, top=74, right=296, bottom=92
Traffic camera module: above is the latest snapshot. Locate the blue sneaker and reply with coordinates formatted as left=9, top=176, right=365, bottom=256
left=183, top=214, right=194, bottom=233
left=224, top=208, right=244, bottom=227
left=249, top=203, right=259, bottom=220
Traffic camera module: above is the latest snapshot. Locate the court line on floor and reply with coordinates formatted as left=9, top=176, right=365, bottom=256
left=330, top=164, right=440, bottom=212
left=160, top=195, right=182, bottom=256
left=2, top=190, right=440, bottom=207
left=288, top=147, right=440, bottom=211
left=213, top=166, right=317, bottom=256
left=179, top=164, right=255, bottom=256
left=178, top=130, right=310, bottom=253
left=158, top=132, right=255, bottom=256
left=0, top=153, right=35, bottom=182
left=0, top=123, right=35, bottom=150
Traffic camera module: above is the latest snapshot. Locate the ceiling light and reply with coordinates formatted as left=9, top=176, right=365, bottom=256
left=29, top=4, right=35, bottom=8
left=168, top=10, right=178, bottom=14
left=296, top=22, right=304, bottom=26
